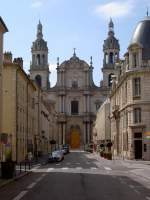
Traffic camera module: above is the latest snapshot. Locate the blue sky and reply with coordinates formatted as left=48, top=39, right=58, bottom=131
left=1, top=0, right=150, bottom=86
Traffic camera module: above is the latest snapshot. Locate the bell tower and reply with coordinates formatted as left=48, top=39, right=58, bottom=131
left=30, top=21, right=50, bottom=90
left=102, top=18, right=120, bottom=88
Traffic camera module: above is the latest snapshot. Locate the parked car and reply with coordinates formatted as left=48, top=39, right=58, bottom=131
left=48, top=150, right=64, bottom=163
left=85, top=143, right=93, bottom=153
left=60, top=148, right=67, bottom=155
left=62, top=144, right=70, bottom=154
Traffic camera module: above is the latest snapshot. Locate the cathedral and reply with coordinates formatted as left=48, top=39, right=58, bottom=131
left=30, top=19, right=120, bottom=149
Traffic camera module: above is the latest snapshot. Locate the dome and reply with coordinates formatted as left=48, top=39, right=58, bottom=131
left=130, top=16, right=150, bottom=59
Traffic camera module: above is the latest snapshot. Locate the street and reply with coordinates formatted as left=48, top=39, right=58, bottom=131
left=0, top=151, right=150, bottom=200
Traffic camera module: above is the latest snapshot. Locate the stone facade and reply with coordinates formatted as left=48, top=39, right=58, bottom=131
left=1, top=53, right=52, bottom=162
left=0, top=17, right=8, bottom=156
left=93, top=98, right=111, bottom=145
left=30, top=19, right=119, bottom=149
left=110, top=16, right=150, bottom=160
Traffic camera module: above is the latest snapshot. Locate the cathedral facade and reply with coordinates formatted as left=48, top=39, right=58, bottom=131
left=30, top=19, right=119, bottom=149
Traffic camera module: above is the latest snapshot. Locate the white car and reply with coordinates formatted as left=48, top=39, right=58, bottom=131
left=48, top=150, right=64, bottom=162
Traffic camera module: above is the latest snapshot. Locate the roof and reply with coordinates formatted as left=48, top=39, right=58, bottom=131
left=130, top=16, right=150, bottom=59
left=0, top=16, right=8, bottom=32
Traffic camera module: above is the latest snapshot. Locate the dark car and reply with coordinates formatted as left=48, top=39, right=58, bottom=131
left=62, top=144, right=70, bottom=154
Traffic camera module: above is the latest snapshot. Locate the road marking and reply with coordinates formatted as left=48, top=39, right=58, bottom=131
left=145, top=197, right=150, bottom=200
left=62, top=167, right=69, bottom=170
left=76, top=167, right=82, bottom=170
left=47, top=168, right=54, bottom=172
left=27, top=182, right=37, bottom=189
left=91, top=167, right=97, bottom=170
left=12, top=191, right=28, bottom=200
left=32, top=165, right=41, bottom=170
left=134, top=189, right=140, bottom=195
left=104, top=167, right=112, bottom=171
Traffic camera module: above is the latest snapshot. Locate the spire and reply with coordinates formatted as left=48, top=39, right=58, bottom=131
left=108, top=18, right=114, bottom=36
left=73, top=48, right=76, bottom=57
left=146, top=7, right=149, bottom=17
left=37, top=20, right=43, bottom=39
left=90, top=56, right=93, bottom=67
left=57, top=57, right=60, bottom=67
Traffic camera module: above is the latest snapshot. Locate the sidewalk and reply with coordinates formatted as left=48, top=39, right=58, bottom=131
left=0, top=154, right=48, bottom=189
left=91, top=152, right=150, bottom=181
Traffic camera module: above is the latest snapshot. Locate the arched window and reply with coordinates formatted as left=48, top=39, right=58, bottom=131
left=105, top=53, right=108, bottom=64
left=108, top=73, right=114, bottom=87
left=115, top=53, right=118, bottom=62
left=35, top=75, right=42, bottom=87
left=109, top=52, right=114, bottom=64
left=71, top=101, right=79, bottom=115
left=37, top=54, right=40, bottom=65
left=42, top=55, right=45, bottom=64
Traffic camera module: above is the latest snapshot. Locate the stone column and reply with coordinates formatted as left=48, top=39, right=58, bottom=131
left=84, top=95, right=87, bottom=112
left=87, top=95, right=90, bottom=112
left=58, top=123, right=62, bottom=145
left=87, top=123, right=90, bottom=144
left=63, top=123, right=66, bottom=145
left=83, top=123, right=87, bottom=146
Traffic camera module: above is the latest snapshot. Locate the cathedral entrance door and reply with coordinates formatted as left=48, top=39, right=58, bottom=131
left=70, top=129, right=80, bottom=149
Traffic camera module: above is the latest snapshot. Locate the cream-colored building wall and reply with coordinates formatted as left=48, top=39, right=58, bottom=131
left=95, top=99, right=110, bottom=141
left=2, top=64, right=17, bottom=161
left=110, top=69, right=150, bottom=160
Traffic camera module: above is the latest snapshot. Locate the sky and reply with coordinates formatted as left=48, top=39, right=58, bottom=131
left=0, top=0, right=150, bottom=86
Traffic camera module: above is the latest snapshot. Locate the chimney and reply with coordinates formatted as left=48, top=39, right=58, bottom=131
left=13, top=57, right=23, bottom=68
left=3, top=52, right=12, bottom=63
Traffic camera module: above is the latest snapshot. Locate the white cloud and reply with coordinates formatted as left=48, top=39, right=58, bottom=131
left=95, top=0, right=135, bottom=18
left=31, top=0, right=43, bottom=8
left=49, top=63, right=57, bottom=72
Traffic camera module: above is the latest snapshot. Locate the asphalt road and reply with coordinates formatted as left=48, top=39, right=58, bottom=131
left=0, top=151, right=150, bottom=200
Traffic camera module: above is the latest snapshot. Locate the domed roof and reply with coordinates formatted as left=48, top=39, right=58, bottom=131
left=103, top=36, right=120, bottom=50
left=130, top=16, right=150, bottom=59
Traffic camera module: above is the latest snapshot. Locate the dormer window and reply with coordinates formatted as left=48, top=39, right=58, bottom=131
left=132, top=53, right=138, bottom=67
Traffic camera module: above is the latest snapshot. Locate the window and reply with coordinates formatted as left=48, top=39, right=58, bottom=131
left=133, top=77, right=141, bottom=97
left=134, top=132, right=142, bottom=138
left=42, top=55, right=45, bottom=64
left=105, top=53, right=108, bottom=64
left=71, top=101, right=79, bottom=115
left=133, top=53, right=138, bottom=67
left=133, top=108, right=141, bottom=123
left=37, top=54, right=40, bottom=65
left=35, top=75, right=42, bottom=87
left=72, top=81, right=78, bottom=88
left=96, top=104, right=100, bottom=111
left=108, top=73, right=114, bottom=87
left=109, top=52, right=114, bottom=64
